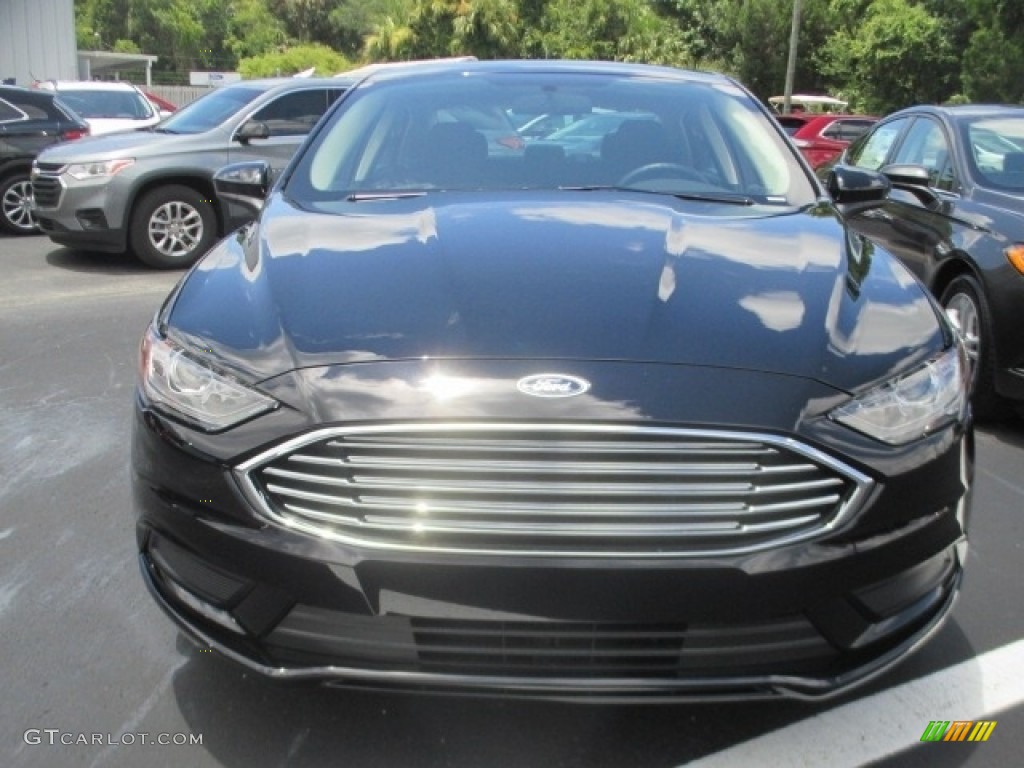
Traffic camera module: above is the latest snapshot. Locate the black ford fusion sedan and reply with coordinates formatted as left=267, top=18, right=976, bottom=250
left=827, top=104, right=1024, bottom=420
left=132, top=60, right=973, bottom=701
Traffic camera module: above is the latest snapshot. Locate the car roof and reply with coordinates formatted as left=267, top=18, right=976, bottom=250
left=38, top=80, right=144, bottom=92
left=888, top=104, right=1024, bottom=121
left=348, top=58, right=732, bottom=87
left=1, top=84, right=54, bottom=98
left=220, top=76, right=359, bottom=93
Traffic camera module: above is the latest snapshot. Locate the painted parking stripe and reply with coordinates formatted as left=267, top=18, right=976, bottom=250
left=684, top=637, right=1024, bottom=768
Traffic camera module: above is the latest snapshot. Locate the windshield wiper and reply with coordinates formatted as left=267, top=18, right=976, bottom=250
left=558, top=185, right=757, bottom=206
left=346, top=191, right=428, bottom=202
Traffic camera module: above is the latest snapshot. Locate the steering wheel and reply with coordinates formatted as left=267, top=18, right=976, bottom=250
left=618, top=163, right=706, bottom=187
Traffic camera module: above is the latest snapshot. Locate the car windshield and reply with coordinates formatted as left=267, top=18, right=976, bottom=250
left=57, top=89, right=154, bottom=120
left=287, top=70, right=814, bottom=208
left=963, top=117, right=1024, bottom=190
left=158, top=86, right=263, bottom=134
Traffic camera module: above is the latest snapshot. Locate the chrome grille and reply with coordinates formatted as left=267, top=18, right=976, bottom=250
left=239, top=424, right=871, bottom=556
left=31, top=176, right=63, bottom=209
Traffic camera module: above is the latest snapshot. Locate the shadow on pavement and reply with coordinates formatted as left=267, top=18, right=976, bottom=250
left=45, top=245, right=165, bottom=275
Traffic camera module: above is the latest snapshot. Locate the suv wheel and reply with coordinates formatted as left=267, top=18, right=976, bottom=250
left=0, top=172, right=38, bottom=234
left=130, top=185, right=217, bottom=268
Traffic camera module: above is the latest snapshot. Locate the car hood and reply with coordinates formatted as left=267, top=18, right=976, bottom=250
left=84, top=117, right=162, bottom=136
left=36, top=126, right=207, bottom=162
left=165, top=192, right=947, bottom=393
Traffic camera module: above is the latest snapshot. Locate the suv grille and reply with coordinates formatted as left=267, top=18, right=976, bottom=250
left=240, top=424, right=870, bottom=556
left=31, top=175, right=63, bottom=209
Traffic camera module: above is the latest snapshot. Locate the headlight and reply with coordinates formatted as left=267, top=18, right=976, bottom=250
left=830, top=345, right=968, bottom=445
left=140, top=329, right=277, bottom=431
left=66, top=158, right=134, bottom=180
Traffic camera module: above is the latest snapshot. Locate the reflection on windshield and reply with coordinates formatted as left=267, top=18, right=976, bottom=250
left=289, top=71, right=814, bottom=209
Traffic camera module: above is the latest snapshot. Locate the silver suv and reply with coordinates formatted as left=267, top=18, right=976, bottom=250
left=32, top=78, right=351, bottom=268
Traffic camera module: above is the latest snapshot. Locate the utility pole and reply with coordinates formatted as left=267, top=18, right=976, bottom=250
left=782, top=0, right=802, bottom=114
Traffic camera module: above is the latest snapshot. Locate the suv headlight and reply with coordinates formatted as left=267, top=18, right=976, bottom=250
left=140, top=329, right=277, bottom=431
left=830, top=344, right=968, bottom=445
left=66, top=158, right=135, bottom=180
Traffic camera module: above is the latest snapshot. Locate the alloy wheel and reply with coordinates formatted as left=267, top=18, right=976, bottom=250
left=1, top=179, right=37, bottom=232
left=147, top=201, right=204, bottom=258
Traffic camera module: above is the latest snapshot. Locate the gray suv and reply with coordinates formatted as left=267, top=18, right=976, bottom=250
left=32, top=78, right=351, bottom=268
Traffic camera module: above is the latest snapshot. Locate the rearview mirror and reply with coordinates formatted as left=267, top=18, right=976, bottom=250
left=235, top=120, right=270, bottom=144
left=880, top=163, right=941, bottom=207
left=826, top=165, right=890, bottom=204
left=214, top=161, right=270, bottom=219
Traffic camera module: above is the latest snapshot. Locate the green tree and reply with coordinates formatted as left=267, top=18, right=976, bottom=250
left=226, top=0, right=288, bottom=60
left=817, top=0, right=957, bottom=113
left=238, top=42, right=350, bottom=77
left=960, top=0, right=1024, bottom=102
left=533, top=0, right=687, bottom=65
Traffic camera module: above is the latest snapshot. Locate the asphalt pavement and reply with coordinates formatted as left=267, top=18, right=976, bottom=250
left=1, top=233, right=1022, bottom=768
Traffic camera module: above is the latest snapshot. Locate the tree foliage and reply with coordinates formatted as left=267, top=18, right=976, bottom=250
left=237, top=43, right=350, bottom=77
left=73, top=0, right=1024, bottom=112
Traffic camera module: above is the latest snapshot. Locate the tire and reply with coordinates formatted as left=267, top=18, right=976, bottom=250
left=939, top=274, right=1007, bottom=421
left=0, top=172, right=39, bottom=235
left=129, top=185, right=217, bottom=269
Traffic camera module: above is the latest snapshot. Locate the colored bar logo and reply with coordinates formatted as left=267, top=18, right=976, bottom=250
left=920, top=721, right=997, bottom=742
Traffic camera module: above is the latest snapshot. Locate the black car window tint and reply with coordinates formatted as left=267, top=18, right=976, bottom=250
left=821, top=121, right=844, bottom=140
left=0, top=97, right=25, bottom=123
left=6, top=98, right=47, bottom=121
left=850, top=118, right=909, bottom=170
left=252, top=89, right=329, bottom=137
left=892, top=117, right=954, bottom=191
left=828, top=120, right=872, bottom=142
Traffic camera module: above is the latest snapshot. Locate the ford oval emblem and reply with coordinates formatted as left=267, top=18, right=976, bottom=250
left=516, top=374, right=591, bottom=398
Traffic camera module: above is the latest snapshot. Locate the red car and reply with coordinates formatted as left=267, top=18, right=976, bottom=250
left=142, top=91, right=177, bottom=116
left=776, top=114, right=877, bottom=169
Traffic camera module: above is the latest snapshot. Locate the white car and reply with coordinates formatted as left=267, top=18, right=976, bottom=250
left=34, top=81, right=160, bottom=135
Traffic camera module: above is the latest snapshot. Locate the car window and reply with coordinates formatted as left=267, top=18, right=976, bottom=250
left=159, top=86, right=264, bottom=134
left=289, top=71, right=815, bottom=208
left=0, top=97, right=26, bottom=123
left=250, top=88, right=339, bottom=137
left=891, top=117, right=955, bottom=191
left=57, top=89, right=154, bottom=120
left=0, top=94, right=48, bottom=121
left=962, top=117, right=1024, bottom=191
left=822, top=119, right=874, bottom=142
left=775, top=116, right=807, bottom=136
left=849, top=118, right=909, bottom=170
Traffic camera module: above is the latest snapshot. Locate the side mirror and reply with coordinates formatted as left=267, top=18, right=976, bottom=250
left=214, top=161, right=270, bottom=219
left=235, top=119, right=270, bottom=144
left=880, top=163, right=940, bottom=207
left=826, top=165, right=890, bottom=204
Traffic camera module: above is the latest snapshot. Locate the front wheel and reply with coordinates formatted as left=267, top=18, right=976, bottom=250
left=130, top=185, right=217, bottom=268
left=0, top=172, right=39, bottom=234
left=940, top=274, right=1006, bottom=421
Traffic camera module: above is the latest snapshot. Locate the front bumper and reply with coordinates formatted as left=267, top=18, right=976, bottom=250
left=132, top=401, right=970, bottom=701
left=32, top=172, right=129, bottom=253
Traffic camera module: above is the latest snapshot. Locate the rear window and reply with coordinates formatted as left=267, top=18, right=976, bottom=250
left=775, top=116, right=807, bottom=136
left=57, top=89, right=154, bottom=120
left=0, top=97, right=26, bottom=123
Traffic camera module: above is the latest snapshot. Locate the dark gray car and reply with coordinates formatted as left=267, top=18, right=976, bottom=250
left=31, top=77, right=351, bottom=267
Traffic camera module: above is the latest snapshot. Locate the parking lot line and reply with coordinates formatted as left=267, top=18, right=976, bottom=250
left=683, top=638, right=1024, bottom=767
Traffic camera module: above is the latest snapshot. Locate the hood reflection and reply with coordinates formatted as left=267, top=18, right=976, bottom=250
left=168, top=194, right=945, bottom=391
